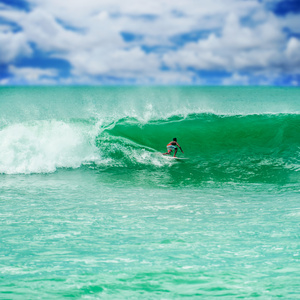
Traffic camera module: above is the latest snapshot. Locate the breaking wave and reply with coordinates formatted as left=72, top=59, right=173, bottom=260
left=1, top=112, right=299, bottom=184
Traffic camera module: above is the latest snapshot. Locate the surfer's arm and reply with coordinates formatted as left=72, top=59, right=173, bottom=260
left=176, top=142, right=184, bottom=153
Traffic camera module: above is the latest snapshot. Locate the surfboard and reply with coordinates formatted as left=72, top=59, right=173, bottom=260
left=166, top=157, right=188, bottom=160
left=155, top=152, right=188, bottom=160
left=161, top=154, right=188, bottom=161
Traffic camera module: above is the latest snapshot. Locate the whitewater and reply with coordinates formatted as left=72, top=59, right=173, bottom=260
left=0, top=86, right=299, bottom=299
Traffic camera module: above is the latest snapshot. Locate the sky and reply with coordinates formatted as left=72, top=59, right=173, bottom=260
left=0, top=0, right=300, bottom=86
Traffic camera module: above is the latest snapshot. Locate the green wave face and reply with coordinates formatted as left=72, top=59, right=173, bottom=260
left=1, top=87, right=299, bottom=185
left=94, top=113, right=300, bottom=185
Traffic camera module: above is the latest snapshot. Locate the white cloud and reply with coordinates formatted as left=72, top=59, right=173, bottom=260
left=163, top=11, right=288, bottom=75
left=222, top=73, right=249, bottom=86
left=69, top=47, right=161, bottom=79
left=285, top=37, right=300, bottom=72
left=0, top=0, right=299, bottom=84
left=8, top=65, right=58, bottom=83
left=0, top=31, right=31, bottom=63
left=0, top=78, right=10, bottom=85
left=280, top=13, right=300, bottom=34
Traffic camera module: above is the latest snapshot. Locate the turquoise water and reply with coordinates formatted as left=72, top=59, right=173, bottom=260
left=0, top=87, right=299, bottom=299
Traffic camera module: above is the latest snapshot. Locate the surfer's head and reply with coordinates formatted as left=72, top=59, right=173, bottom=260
left=173, top=138, right=177, bottom=141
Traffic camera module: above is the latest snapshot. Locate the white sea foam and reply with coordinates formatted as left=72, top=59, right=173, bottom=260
left=0, top=120, right=99, bottom=174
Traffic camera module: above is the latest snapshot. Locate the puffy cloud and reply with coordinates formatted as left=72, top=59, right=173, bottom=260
left=0, top=30, right=31, bottom=63
left=0, top=0, right=299, bottom=85
left=163, top=12, right=286, bottom=73
left=7, top=65, right=58, bottom=84
left=222, top=73, right=250, bottom=86
left=69, top=47, right=160, bottom=78
left=285, top=37, right=300, bottom=72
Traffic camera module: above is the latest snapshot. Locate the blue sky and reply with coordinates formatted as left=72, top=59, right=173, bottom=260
left=0, top=0, right=299, bottom=85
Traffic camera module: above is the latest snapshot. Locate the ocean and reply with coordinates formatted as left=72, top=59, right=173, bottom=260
left=0, top=86, right=299, bottom=299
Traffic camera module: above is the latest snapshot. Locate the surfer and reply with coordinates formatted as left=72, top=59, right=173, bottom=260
left=163, top=138, right=184, bottom=157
